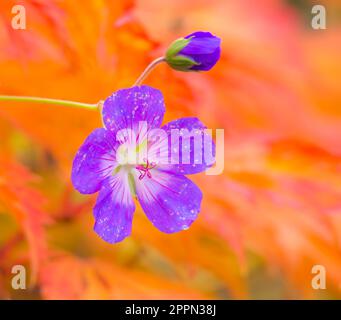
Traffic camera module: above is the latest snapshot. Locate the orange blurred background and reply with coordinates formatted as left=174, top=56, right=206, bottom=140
left=0, top=0, right=341, bottom=299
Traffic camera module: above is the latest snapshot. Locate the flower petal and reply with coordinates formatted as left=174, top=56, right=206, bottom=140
left=151, top=117, right=215, bottom=174
left=183, top=32, right=221, bottom=55
left=189, top=47, right=221, bottom=71
left=71, top=128, right=119, bottom=194
left=185, top=31, right=217, bottom=39
left=93, top=174, right=135, bottom=243
left=135, top=170, right=202, bottom=233
left=103, top=85, right=165, bottom=134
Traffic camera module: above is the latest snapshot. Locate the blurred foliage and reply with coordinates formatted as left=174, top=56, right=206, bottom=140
left=0, top=0, right=341, bottom=299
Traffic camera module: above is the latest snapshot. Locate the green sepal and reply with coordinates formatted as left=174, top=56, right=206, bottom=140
left=165, top=37, right=199, bottom=71
left=166, top=55, right=199, bottom=71
left=165, top=37, right=191, bottom=60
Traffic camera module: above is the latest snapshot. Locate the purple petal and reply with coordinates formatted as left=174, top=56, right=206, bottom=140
left=153, top=117, right=215, bottom=175
left=182, top=33, right=221, bottom=55
left=185, top=31, right=216, bottom=39
left=71, top=128, right=119, bottom=194
left=93, top=174, right=135, bottom=243
left=180, top=39, right=220, bottom=55
left=135, top=170, right=202, bottom=233
left=189, top=47, right=221, bottom=71
left=103, top=85, right=165, bottom=134
left=179, top=32, right=221, bottom=71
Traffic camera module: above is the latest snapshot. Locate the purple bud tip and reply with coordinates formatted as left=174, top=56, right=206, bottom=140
left=180, top=31, right=221, bottom=71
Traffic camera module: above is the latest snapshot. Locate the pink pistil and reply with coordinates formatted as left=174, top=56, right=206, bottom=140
left=136, top=159, right=156, bottom=180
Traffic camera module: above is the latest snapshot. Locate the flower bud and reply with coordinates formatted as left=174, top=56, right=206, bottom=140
left=165, top=31, right=221, bottom=72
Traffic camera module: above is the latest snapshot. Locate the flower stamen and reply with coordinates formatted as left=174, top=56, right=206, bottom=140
left=136, top=159, right=156, bottom=180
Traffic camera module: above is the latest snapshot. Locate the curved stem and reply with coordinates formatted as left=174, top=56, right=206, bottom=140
left=0, top=95, right=98, bottom=110
left=134, top=57, right=166, bottom=86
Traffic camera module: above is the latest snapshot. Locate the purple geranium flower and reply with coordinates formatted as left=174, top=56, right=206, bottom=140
left=165, top=31, right=221, bottom=72
left=72, top=85, right=214, bottom=244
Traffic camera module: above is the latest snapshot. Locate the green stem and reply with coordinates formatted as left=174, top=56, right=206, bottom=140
left=0, top=57, right=166, bottom=110
left=0, top=56, right=167, bottom=108
left=0, top=95, right=98, bottom=110
left=134, top=57, right=166, bottom=86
